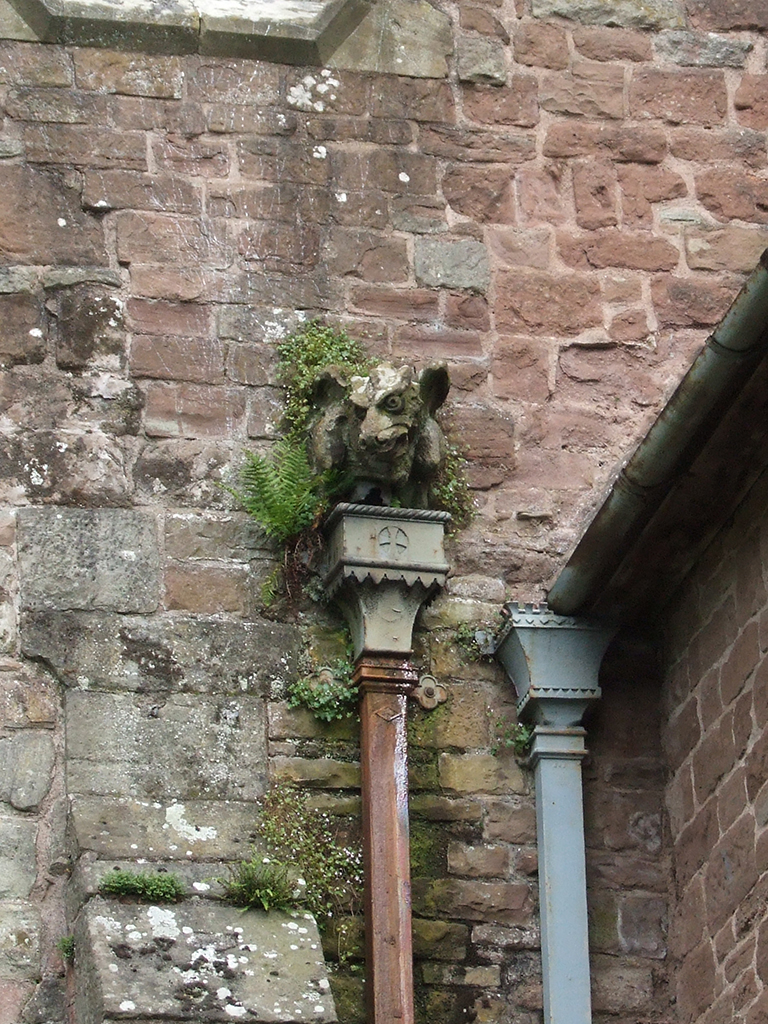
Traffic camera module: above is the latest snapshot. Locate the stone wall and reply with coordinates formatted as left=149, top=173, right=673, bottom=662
left=662, top=466, right=768, bottom=1024
left=1, top=0, right=768, bottom=1020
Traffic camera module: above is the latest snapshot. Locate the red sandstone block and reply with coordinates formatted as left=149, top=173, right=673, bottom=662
left=618, top=164, right=687, bottom=226
left=349, top=285, right=438, bottom=321
left=483, top=799, right=537, bottom=843
left=418, top=124, right=536, bottom=164
left=651, top=275, right=737, bottom=329
left=735, top=75, right=768, bottom=130
left=207, top=105, right=297, bottom=135
left=488, top=226, right=551, bottom=268
left=705, top=814, right=757, bottom=932
left=677, top=940, right=718, bottom=1024
left=0, top=41, right=72, bottom=86
left=22, top=124, right=147, bottom=170
left=721, top=621, right=759, bottom=706
left=83, top=170, right=202, bottom=215
left=717, top=767, right=748, bottom=836
left=246, top=388, right=284, bottom=438
left=370, top=78, right=456, bottom=123
left=110, top=96, right=207, bottom=134
left=696, top=168, right=768, bottom=224
left=558, top=229, right=679, bottom=272
left=687, top=0, right=768, bottom=30
left=5, top=86, right=105, bottom=123
left=443, top=164, right=515, bottom=222
left=187, top=59, right=281, bottom=105
left=692, top=713, right=737, bottom=804
left=674, top=798, right=719, bottom=889
left=462, top=78, right=539, bottom=127
left=516, top=163, right=569, bottom=224
left=207, top=184, right=300, bottom=222
left=152, top=136, right=230, bottom=178
left=237, top=137, right=331, bottom=185
left=165, top=563, right=250, bottom=615
left=668, top=875, right=706, bottom=961
left=445, top=293, right=491, bottom=332
left=0, top=293, right=44, bottom=368
left=541, top=61, right=625, bottom=120
left=460, top=7, right=509, bottom=40
left=392, top=326, right=485, bottom=360
left=608, top=309, right=649, bottom=343
left=325, top=227, right=409, bottom=283
left=572, top=26, right=652, bottom=62
left=0, top=165, right=106, bottom=265
left=491, top=337, right=551, bottom=402
left=573, top=159, right=618, bottom=229
left=73, top=50, right=182, bottom=97
left=543, top=121, right=667, bottom=163
left=670, top=126, right=767, bottom=169
left=226, top=343, right=278, bottom=386
left=630, top=68, right=727, bottom=126
left=116, top=212, right=232, bottom=268
left=238, top=222, right=321, bottom=273
left=336, top=149, right=439, bottom=196
left=513, top=20, right=568, bottom=69
left=127, top=299, right=210, bottom=337
left=283, top=68, right=368, bottom=116
left=495, top=268, right=601, bottom=335
left=143, top=382, right=246, bottom=437
left=131, top=336, right=224, bottom=384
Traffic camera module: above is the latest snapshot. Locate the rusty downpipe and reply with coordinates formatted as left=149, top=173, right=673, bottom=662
left=356, top=655, right=419, bottom=1022
left=322, top=504, right=450, bottom=1024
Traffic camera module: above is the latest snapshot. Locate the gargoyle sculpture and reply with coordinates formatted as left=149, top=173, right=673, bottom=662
left=305, top=361, right=450, bottom=508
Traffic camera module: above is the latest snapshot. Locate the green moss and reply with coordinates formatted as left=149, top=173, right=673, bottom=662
left=99, top=869, right=185, bottom=902
left=409, top=820, right=446, bottom=879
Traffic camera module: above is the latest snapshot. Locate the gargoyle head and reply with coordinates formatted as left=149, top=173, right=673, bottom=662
left=306, top=361, right=450, bottom=508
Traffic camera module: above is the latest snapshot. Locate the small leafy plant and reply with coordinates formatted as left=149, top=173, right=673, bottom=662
left=491, top=719, right=535, bottom=758
left=287, top=661, right=358, bottom=723
left=56, top=935, right=75, bottom=961
left=454, top=621, right=496, bottom=662
left=219, top=855, right=297, bottom=913
left=258, top=785, right=363, bottom=928
left=99, top=869, right=185, bottom=902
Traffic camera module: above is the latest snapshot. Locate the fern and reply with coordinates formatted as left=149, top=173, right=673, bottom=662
left=234, top=438, right=323, bottom=543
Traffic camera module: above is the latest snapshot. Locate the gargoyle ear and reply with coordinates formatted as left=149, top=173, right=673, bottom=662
left=419, top=363, right=450, bottom=414
left=310, top=367, right=349, bottom=405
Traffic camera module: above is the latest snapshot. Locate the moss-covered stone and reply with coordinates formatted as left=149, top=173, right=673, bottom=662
left=409, top=819, right=447, bottom=878
left=412, top=918, right=468, bottom=961
left=328, top=972, right=366, bottom=1024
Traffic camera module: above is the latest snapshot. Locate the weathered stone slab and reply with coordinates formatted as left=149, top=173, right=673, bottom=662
left=329, top=0, right=452, bottom=78
left=0, top=731, right=54, bottom=810
left=66, top=691, right=267, bottom=801
left=0, top=818, right=37, bottom=898
left=0, top=902, right=41, bottom=979
left=70, top=796, right=261, bottom=860
left=654, top=30, right=752, bottom=66
left=74, top=898, right=336, bottom=1023
left=531, top=0, right=684, bottom=28
left=414, top=237, right=490, bottom=292
left=20, top=611, right=299, bottom=694
left=17, top=509, right=159, bottom=613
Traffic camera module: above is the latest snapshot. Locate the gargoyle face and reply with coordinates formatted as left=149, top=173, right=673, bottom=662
left=348, top=365, right=422, bottom=469
left=306, top=360, right=450, bottom=507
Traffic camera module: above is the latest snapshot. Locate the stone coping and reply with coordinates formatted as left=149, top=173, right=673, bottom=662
left=5, top=0, right=373, bottom=60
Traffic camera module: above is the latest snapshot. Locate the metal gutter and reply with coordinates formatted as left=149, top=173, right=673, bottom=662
left=548, top=249, right=768, bottom=619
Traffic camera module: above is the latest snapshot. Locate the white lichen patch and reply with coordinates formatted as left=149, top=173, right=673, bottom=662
left=119, top=1001, right=136, bottom=1012
left=165, top=802, right=217, bottom=842
left=93, top=915, right=123, bottom=934
left=146, top=906, right=180, bottom=940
